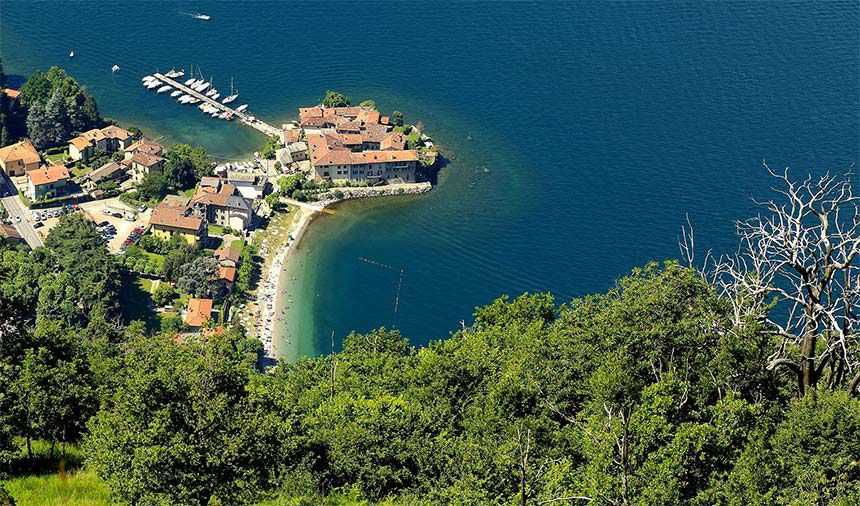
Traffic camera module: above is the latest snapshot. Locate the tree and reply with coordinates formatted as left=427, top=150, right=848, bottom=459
left=136, top=172, right=168, bottom=201
left=85, top=331, right=279, bottom=505
left=152, top=283, right=177, bottom=307
left=686, top=167, right=860, bottom=397
left=176, top=257, right=223, bottom=299
left=20, top=66, right=102, bottom=138
left=161, top=242, right=199, bottom=282
left=236, top=244, right=258, bottom=293
left=322, top=90, right=351, bottom=108
left=25, top=89, right=70, bottom=149
left=359, top=99, right=377, bottom=110
left=164, top=144, right=210, bottom=188
left=391, top=110, right=404, bottom=127
left=723, top=391, right=860, bottom=503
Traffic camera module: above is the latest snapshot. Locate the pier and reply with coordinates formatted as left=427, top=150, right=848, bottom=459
left=153, top=73, right=282, bottom=138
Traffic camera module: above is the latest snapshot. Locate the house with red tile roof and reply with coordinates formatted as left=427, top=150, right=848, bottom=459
left=184, top=298, right=214, bottom=328
left=68, top=125, right=134, bottom=162
left=149, top=197, right=206, bottom=245
left=27, top=164, right=70, bottom=200
left=190, top=179, right=253, bottom=232
left=0, top=139, right=41, bottom=176
left=307, top=131, right=418, bottom=184
left=298, top=104, right=418, bottom=184
left=130, top=151, right=164, bottom=183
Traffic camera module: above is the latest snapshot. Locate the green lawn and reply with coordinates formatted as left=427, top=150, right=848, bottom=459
left=4, top=440, right=112, bottom=506
left=5, top=468, right=112, bottom=506
left=44, top=152, right=67, bottom=164
left=119, top=272, right=159, bottom=332
left=70, top=166, right=93, bottom=178
left=208, top=224, right=226, bottom=236
left=142, top=251, right=165, bottom=272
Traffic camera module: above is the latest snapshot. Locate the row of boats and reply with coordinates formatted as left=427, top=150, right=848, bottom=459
left=141, top=68, right=249, bottom=121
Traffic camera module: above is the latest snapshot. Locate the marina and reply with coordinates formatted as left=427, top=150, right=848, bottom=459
left=142, top=71, right=282, bottom=138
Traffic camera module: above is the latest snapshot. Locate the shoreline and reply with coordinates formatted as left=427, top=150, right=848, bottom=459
left=251, top=204, right=317, bottom=359
left=255, top=182, right=433, bottom=363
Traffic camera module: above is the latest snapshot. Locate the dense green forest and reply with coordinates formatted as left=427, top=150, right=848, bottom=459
left=0, top=61, right=103, bottom=148
left=2, top=170, right=860, bottom=505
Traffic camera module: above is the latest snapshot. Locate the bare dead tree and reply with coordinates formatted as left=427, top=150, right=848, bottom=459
left=682, top=165, right=860, bottom=396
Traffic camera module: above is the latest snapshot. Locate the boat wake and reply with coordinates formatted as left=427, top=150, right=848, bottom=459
left=180, top=11, right=211, bottom=21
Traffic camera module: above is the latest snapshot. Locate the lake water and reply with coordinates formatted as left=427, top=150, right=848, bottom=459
left=3, top=1, right=858, bottom=356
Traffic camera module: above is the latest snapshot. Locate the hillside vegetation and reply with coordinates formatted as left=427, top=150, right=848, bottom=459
left=2, top=172, right=860, bottom=504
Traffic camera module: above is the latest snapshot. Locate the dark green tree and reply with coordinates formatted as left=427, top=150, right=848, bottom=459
left=322, top=90, right=351, bottom=108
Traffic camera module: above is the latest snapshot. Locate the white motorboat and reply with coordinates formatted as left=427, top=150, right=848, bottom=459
left=206, top=89, right=217, bottom=97
left=189, top=97, right=200, bottom=104
left=179, top=95, right=192, bottom=103
left=184, top=77, right=195, bottom=86
left=192, top=13, right=211, bottom=21
left=157, top=85, right=172, bottom=93
left=170, top=90, right=182, bottom=97
left=211, top=93, right=220, bottom=100
left=142, top=75, right=154, bottom=83
left=112, top=65, right=120, bottom=73
left=146, top=81, right=161, bottom=89
left=69, top=50, right=75, bottom=58
left=197, top=82, right=211, bottom=92
left=235, top=104, right=248, bottom=112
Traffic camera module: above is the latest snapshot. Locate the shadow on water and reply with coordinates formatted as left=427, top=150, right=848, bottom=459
left=4, top=74, right=27, bottom=89
left=418, top=153, right=450, bottom=186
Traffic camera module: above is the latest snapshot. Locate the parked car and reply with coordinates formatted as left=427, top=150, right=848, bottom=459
left=33, top=221, right=43, bottom=228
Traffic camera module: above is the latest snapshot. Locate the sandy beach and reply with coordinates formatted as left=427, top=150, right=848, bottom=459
left=249, top=183, right=432, bottom=362
left=246, top=204, right=318, bottom=360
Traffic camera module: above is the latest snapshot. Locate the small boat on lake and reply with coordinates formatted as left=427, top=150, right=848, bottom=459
left=170, top=90, right=182, bottom=97
left=184, top=77, right=195, bottom=86
left=235, top=104, right=248, bottom=112
left=157, top=85, right=172, bottom=93
left=112, top=64, right=120, bottom=73
left=146, top=81, right=161, bottom=89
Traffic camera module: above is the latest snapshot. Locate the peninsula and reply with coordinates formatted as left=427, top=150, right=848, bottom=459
left=0, top=72, right=439, bottom=360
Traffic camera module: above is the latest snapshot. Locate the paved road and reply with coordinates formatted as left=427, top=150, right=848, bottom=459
left=0, top=176, right=44, bottom=249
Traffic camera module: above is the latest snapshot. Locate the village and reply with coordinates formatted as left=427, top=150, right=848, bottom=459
left=0, top=84, right=437, bottom=356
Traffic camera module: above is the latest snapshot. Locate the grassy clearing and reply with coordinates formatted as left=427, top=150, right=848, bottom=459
left=5, top=468, right=112, bottom=506
left=4, top=440, right=112, bottom=506
left=119, top=272, right=158, bottom=331
left=70, top=166, right=93, bottom=179
left=44, top=152, right=67, bottom=164
left=208, top=223, right=226, bottom=236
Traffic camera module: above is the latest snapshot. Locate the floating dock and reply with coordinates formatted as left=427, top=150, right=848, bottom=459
left=152, top=73, right=282, bottom=138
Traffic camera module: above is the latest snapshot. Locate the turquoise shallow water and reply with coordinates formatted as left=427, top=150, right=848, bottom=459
left=3, top=1, right=858, bottom=356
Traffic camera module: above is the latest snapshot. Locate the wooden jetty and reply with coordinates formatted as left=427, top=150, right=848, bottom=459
left=153, top=73, right=282, bottom=138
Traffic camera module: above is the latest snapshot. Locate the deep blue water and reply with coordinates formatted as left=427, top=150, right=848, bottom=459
left=2, top=1, right=858, bottom=356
